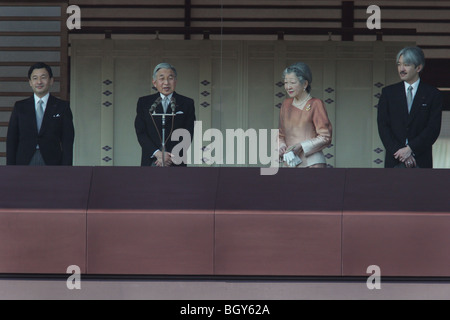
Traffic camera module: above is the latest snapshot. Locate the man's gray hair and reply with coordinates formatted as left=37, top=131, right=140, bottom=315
left=283, top=62, right=313, bottom=93
left=396, top=46, right=425, bottom=70
left=153, top=62, right=177, bottom=79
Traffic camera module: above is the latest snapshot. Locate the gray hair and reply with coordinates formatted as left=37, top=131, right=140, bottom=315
left=153, top=62, right=177, bottom=80
left=283, top=62, right=312, bottom=93
left=396, top=46, right=425, bottom=70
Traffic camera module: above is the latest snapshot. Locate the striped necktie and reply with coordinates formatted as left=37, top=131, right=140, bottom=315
left=36, top=99, right=44, bottom=132
left=162, top=96, right=169, bottom=113
left=406, top=86, right=413, bottom=113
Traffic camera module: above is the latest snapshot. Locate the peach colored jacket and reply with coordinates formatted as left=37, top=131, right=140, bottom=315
left=279, top=97, right=332, bottom=167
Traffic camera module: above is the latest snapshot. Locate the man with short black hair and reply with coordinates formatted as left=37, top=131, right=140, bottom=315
left=7, top=62, right=75, bottom=165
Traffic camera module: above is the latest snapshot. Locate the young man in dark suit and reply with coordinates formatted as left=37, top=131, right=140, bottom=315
left=7, top=62, right=75, bottom=166
left=377, top=46, right=443, bottom=168
left=135, top=63, right=196, bottom=166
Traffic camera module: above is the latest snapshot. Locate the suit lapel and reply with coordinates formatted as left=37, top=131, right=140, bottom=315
left=149, top=94, right=163, bottom=126
left=394, top=82, right=409, bottom=118
left=407, top=81, right=425, bottom=122
left=26, top=96, right=39, bottom=134
left=164, top=93, right=174, bottom=136
left=148, top=94, right=166, bottom=144
left=167, top=92, right=179, bottom=114
left=39, top=95, right=56, bottom=134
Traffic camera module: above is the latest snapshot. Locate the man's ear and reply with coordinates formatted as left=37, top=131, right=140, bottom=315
left=416, top=64, right=423, bottom=73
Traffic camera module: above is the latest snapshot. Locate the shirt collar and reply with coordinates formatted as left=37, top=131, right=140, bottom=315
left=34, top=93, right=50, bottom=107
left=160, top=93, right=174, bottom=101
left=404, top=78, right=420, bottom=92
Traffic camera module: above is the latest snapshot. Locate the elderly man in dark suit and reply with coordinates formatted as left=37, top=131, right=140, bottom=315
left=7, top=62, right=75, bottom=166
left=135, top=62, right=196, bottom=166
left=377, top=46, right=443, bottom=168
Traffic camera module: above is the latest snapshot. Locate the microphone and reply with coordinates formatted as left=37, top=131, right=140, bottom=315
left=170, top=96, right=176, bottom=113
left=149, top=96, right=162, bottom=114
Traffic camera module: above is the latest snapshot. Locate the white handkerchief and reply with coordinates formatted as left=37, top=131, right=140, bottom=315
left=290, top=154, right=302, bottom=167
left=283, top=151, right=302, bottom=167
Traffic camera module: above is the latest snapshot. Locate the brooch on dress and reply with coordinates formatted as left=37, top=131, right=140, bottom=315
left=305, top=104, right=311, bottom=111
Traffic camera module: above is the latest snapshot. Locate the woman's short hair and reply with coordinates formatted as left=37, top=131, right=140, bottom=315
left=153, top=63, right=177, bottom=80
left=396, top=46, right=425, bottom=70
left=283, top=62, right=312, bottom=93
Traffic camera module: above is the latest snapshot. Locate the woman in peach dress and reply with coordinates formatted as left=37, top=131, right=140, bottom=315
left=278, top=62, right=333, bottom=168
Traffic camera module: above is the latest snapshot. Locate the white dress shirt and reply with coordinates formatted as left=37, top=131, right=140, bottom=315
left=403, top=78, right=420, bottom=106
left=35, top=93, right=49, bottom=113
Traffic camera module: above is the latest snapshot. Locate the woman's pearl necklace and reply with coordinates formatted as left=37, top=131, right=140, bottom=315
left=293, top=93, right=311, bottom=109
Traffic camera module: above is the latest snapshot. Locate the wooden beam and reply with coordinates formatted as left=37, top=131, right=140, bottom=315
left=184, top=0, right=191, bottom=40
left=0, top=0, right=66, bottom=3
left=0, top=93, right=34, bottom=97
left=0, top=62, right=61, bottom=66
left=69, top=26, right=417, bottom=37
left=77, top=4, right=340, bottom=10
left=342, top=1, right=354, bottom=41
left=0, top=17, right=61, bottom=21
left=60, top=2, right=69, bottom=101
left=0, top=32, right=61, bottom=36
left=0, top=77, right=61, bottom=82
left=0, top=47, right=62, bottom=51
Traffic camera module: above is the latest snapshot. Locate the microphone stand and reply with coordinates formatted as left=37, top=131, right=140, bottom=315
left=150, top=97, right=177, bottom=167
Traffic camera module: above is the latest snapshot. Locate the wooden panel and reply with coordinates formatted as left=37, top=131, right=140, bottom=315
left=343, top=214, right=450, bottom=277
left=342, top=168, right=450, bottom=277
left=0, top=166, right=449, bottom=277
left=0, top=166, right=91, bottom=274
left=215, top=167, right=344, bottom=276
left=86, top=167, right=218, bottom=275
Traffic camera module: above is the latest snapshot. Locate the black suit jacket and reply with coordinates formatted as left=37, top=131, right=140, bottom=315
left=377, top=81, right=442, bottom=168
left=7, top=95, right=75, bottom=166
left=134, top=92, right=196, bottom=166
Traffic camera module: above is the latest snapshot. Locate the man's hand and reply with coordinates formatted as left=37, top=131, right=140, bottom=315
left=404, top=155, right=417, bottom=168
left=154, top=150, right=173, bottom=166
left=278, top=143, right=287, bottom=157
left=286, top=143, right=303, bottom=155
left=394, top=145, right=413, bottom=163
